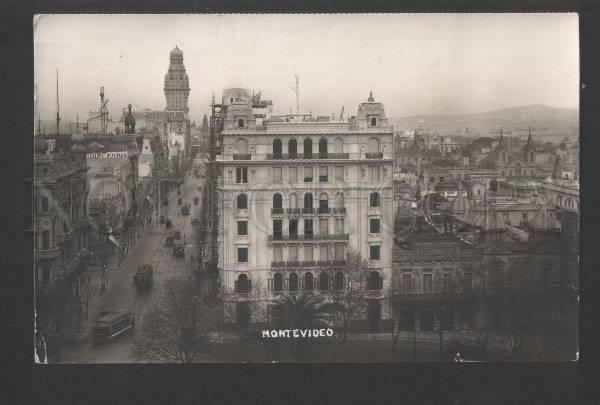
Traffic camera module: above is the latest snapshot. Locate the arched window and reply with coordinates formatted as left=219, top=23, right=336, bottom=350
left=367, top=138, right=380, bottom=153
left=334, top=271, right=344, bottom=291
left=237, top=194, right=248, bottom=209
left=370, top=117, right=377, bottom=127
left=289, top=273, right=299, bottom=291
left=304, top=138, right=313, bottom=158
left=370, top=192, right=380, bottom=208
left=304, top=272, right=314, bottom=291
left=319, top=138, right=328, bottom=158
left=288, top=139, right=298, bottom=158
left=304, top=193, right=313, bottom=210
left=237, top=274, right=250, bottom=293
left=319, top=272, right=329, bottom=291
left=334, top=137, right=343, bottom=153
left=367, top=271, right=382, bottom=290
left=237, top=118, right=244, bottom=128
left=273, top=139, right=282, bottom=158
left=235, top=138, right=247, bottom=154
left=530, top=151, right=534, bottom=163
left=289, top=193, right=298, bottom=209
left=273, top=193, right=283, bottom=209
left=274, top=273, right=283, bottom=292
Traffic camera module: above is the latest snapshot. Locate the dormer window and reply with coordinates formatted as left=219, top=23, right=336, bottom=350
left=237, top=118, right=244, bottom=128
left=370, top=117, right=377, bottom=127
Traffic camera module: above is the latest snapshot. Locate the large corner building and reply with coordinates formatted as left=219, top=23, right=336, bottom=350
left=217, top=92, right=394, bottom=331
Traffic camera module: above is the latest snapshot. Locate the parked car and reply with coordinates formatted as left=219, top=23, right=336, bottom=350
left=172, top=240, right=185, bottom=257
left=133, top=264, right=153, bottom=292
left=191, top=217, right=199, bottom=225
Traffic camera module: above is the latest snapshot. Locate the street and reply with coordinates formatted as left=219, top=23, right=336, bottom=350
left=62, top=170, right=204, bottom=363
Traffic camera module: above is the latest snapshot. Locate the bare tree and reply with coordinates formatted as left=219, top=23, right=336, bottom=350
left=320, top=249, right=370, bottom=345
left=132, top=273, right=221, bottom=363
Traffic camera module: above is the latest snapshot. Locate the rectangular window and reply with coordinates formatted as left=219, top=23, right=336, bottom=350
left=335, top=244, right=345, bottom=260
left=41, top=230, right=50, bottom=250
left=370, top=218, right=380, bottom=234
left=273, top=167, right=282, bottom=182
left=304, top=219, right=313, bottom=237
left=289, top=167, right=298, bottom=183
left=370, top=245, right=380, bottom=260
left=289, top=246, right=298, bottom=261
left=463, top=273, right=472, bottom=290
left=319, top=218, right=328, bottom=235
left=273, top=220, right=283, bottom=239
left=320, top=245, right=329, bottom=261
left=304, top=166, right=313, bottom=183
left=236, top=167, right=248, bottom=183
left=237, top=221, right=248, bottom=236
left=304, top=245, right=313, bottom=262
left=443, top=273, right=452, bottom=291
left=335, top=166, right=344, bottom=181
left=402, top=273, right=412, bottom=293
left=238, top=248, right=248, bottom=263
left=369, top=166, right=380, bottom=181
left=40, top=196, right=49, bottom=212
left=319, top=166, right=328, bottom=182
left=289, top=219, right=298, bottom=238
left=423, top=273, right=433, bottom=293
left=273, top=246, right=282, bottom=262
left=441, top=307, right=454, bottom=330
left=335, top=218, right=344, bottom=234
left=429, top=177, right=434, bottom=183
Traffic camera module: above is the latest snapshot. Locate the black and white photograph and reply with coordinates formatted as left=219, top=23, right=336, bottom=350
left=32, top=13, right=579, bottom=364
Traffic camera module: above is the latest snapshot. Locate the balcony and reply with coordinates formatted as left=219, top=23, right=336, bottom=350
left=286, top=208, right=301, bottom=215
left=269, top=261, right=321, bottom=269
left=268, top=234, right=349, bottom=242
left=331, top=207, right=346, bottom=215
left=271, top=261, right=287, bottom=268
left=365, top=152, right=384, bottom=159
left=35, top=247, right=60, bottom=259
left=317, top=207, right=331, bottom=214
left=271, top=208, right=285, bottom=215
left=302, top=208, right=315, bottom=214
left=266, top=153, right=350, bottom=161
left=319, top=176, right=328, bottom=183
left=233, top=154, right=251, bottom=161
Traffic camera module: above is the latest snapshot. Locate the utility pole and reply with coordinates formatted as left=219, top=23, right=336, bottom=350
left=37, top=114, right=42, bottom=136
left=291, top=74, right=299, bottom=118
left=56, top=69, right=61, bottom=136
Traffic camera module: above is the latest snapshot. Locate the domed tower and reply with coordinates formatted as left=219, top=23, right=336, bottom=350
left=164, top=46, right=190, bottom=114
left=523, top=127, right=536, bottom=164
left=124, top=104, right=136, bottom=134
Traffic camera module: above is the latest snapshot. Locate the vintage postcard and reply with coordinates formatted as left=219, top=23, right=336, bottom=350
left=33, top=13, right=579, bottom=363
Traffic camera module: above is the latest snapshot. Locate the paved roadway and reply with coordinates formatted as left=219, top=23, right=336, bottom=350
left=63, top=169, right=204, bottom=363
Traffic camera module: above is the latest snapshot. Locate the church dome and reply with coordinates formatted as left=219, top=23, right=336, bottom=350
left=124, top=104, right=136, bottom=126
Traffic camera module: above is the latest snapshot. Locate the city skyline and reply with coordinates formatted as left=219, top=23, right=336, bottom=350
left=34, top=14, right=578, bottom=125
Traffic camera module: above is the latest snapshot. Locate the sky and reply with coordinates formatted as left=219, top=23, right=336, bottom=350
left=34, top=13, right=579, bottom=125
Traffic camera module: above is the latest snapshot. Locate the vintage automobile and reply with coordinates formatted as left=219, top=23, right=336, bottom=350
left=92, top=310, right=134, bottom=344
left=166, top=219, right=173, bottom=229
left=133, top=264, right=153, bottom=291
left=165, top=230, right=181, bottom=246
left=191, top=217, right=199, bottom=225
left=172, top=240, right=185, bottom=257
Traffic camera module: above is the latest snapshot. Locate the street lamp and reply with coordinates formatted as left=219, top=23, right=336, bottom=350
left=439, top=304, right=445, bottom=361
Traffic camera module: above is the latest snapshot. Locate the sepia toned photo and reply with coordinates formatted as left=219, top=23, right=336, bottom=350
left=32, top=14, right=579, bottom=363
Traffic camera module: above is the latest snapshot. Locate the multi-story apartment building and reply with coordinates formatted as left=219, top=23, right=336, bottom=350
left=217, top=92, right=394, bottom=331
left=33, top=135, right=91, bottom=292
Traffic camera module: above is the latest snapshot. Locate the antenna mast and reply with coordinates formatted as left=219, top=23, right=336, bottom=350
left=37, top=114, right=42, bottom=136
left=291, top=74, right=299, bottom=118
left=56, top=69, right=60, bottom=135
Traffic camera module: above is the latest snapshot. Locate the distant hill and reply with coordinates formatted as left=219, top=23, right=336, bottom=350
left=392, top=104, right=579, bottom=140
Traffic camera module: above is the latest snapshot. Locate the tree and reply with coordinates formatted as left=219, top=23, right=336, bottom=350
left=35, top=276, right=80, bottom=363
left=320, top=250, right=370, bottom=345
left=132, top=273, right=221, bottom=363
